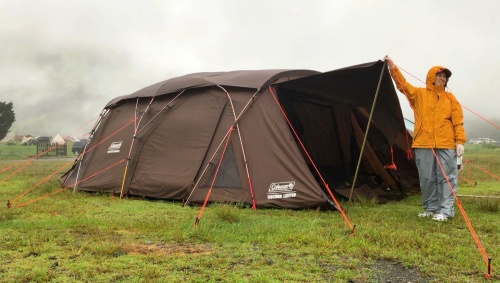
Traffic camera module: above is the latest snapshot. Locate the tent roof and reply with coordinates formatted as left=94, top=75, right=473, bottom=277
left=51, top=134, right=66, bottom=145
left=21, top=136, right=33, bottom=144
left=103, top=60, right=402, bottom=143
left=274, top=60, right=404, bottom=144
left=105, top=69, right=319, bottom=108
left=274, top=61, right=393, bottom=109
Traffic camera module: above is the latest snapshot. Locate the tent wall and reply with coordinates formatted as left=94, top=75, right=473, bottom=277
left=176, top=87, right=252, bottom=203
left=65, top=85, right=332, bottom=208
left=185, top=87, right=331, bottom=208
left=274, top=86, right=419, bottom=201
left=64, top=102, right=138, bottom=192
left=280, top=95, right=354, bottom=185
left=126, top=88, right=228, bottom=199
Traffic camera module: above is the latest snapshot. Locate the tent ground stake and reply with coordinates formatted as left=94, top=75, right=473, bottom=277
left=349, top=224, right=356, bottom=236
left=486, top=258, right=491, bottom=279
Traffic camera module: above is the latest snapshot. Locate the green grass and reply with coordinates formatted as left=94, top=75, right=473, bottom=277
left=0, top=143, right=498, bottom=282
left=0, top=142, right=77, bottom=160
left=0, top=143, right=39, bottom=160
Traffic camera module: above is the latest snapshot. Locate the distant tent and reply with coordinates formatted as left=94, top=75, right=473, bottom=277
left=51, top=134, right=66, bottom=145
left=21, top=136, right=33, bottom=145
left=60, top=60, right=419, bottom=209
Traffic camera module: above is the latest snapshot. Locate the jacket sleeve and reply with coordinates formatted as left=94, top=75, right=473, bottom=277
left=389, top=66, right=419, bottom=106
left=450, top=94, right=467, bottom=144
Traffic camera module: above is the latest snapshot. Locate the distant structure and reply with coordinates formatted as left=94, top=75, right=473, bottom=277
left=36, top=135, right=67, bottom=157
left=51, top=134, right=66, bottom=145
left=468, top=138, right=496, bottom=144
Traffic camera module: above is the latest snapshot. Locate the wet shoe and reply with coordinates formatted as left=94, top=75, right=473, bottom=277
left=418, top=211, right=434, bottom=218
left=432, top=213, right=449, bottom=221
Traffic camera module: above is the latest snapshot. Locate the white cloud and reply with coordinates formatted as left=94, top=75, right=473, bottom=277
left=1, top=0, right=499, bottom=136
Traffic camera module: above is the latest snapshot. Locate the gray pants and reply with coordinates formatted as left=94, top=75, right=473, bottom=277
left=414, top=148, right=458, bottom=217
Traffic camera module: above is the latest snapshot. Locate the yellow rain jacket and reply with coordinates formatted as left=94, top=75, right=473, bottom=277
left=390, top=66, right=466, bottom=149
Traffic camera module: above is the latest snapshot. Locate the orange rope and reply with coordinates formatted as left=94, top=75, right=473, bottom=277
left=12, top=159, right=126, bottom=208
left=405, top=130, right=413, bottom=160
left=269, top=86, right=355, bottom=233
left=63, top=159, right=126, bottom=189
left=466, top=160, right=500, bottom=180
left=390, top=61, right=491, bottom=279
left=398, top=65, right=499, bottom=130
left=0, top=163, right=19, bottom=174
left=79, top=117, right=138, bottom=157
left=10, top=161, right=72, bottom=204
left=461, top=105, right=500, bottom=129
left=218, top=85, right=258, bottom=210
left=62, top=114, right=100, bottom=141
left=184, top=89, right=260, bottom=206
left=1, top=114, right=100, bottom=186
left=195, top=126, right=234, bottom=227
left=13, top=188, right=67, bottom=208
left=458, top=161, right=475, bottom=187
left=0, top=160, right=34, bottom=185
left=452, top=158, right=498, bottom=188
left=383, top=146, right=397, bottom=170
left=0, top=142, right=67, bottom=184
left=8, top=116, right=137, bottom=208
left=458, top=175, right=472, bottom=185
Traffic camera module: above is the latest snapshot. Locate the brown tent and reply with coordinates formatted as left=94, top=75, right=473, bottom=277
left=60, top=60, right=419, bottom=209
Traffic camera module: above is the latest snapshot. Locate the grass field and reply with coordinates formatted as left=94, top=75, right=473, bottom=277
left=0, top=143, right=498, bottom=282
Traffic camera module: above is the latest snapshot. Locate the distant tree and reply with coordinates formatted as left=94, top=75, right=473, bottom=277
left=0, top=101, right=16, bottom=141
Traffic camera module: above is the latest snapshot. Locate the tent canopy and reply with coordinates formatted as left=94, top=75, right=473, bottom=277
left=61, top=60, right=419, bottom=209
left=275, top=61, right=403, bottom=143
left=106, top=70, right=319, bottom=108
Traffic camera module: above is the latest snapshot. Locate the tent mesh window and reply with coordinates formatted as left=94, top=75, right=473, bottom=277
left=205, top=142, right=242, bottom=189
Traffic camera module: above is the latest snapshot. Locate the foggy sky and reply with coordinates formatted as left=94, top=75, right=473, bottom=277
left=1, top=0, right=499, bottom=139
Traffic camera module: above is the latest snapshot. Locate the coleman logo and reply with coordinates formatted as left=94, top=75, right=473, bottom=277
left=267, top=181, right=297, bottom=199
left=269, top=182, right=295, bottom=192
left=107, top=141, right=123, bottom=153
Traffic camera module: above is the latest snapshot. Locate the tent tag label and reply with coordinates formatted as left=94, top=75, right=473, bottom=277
left=107, top=141, right=123, bottom=153
left=267, top=181, right=296, bottom=199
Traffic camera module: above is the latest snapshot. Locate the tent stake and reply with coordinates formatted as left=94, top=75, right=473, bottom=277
left=486, top=258, right=491, bottom=279
left=194, top=217, right=200, bottom=227
left=350, top=224, right=356, bottom=236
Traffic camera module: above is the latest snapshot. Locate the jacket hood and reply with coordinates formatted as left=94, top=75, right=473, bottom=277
left=426, top=66, right=452, bottom=90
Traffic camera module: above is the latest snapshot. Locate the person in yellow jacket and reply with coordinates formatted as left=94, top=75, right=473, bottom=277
left=386, top=56, right=466, bottom=221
